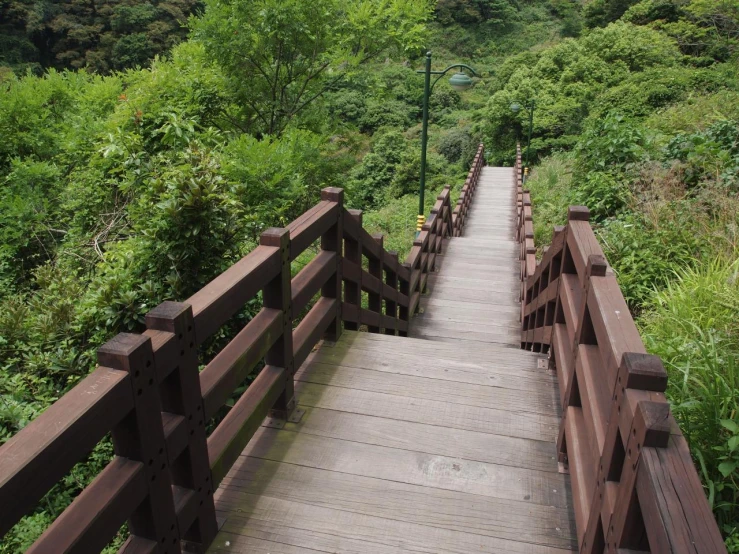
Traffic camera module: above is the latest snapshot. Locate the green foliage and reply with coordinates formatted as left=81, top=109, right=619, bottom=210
left=327, top=90, right=368, bottom=124
left=643, top=88, right=739, bottom=136
left=192, top=0, right=433, bottom=136
left=0, top=0, right=197, bottom=73
left=665, top=119, right=739, bottom=188
left=525, top=153, right=574, bottom=248
left=573, top=171, right=630, bottom=221
left=435, top=0, right=518, bottom=26
left=481, top=22, right=681, bottom=163
left=359, top=99, right=415, bottom=133
left=549, top=0, right=584, bottom=37
left=575, top=112, right=649, bottom=174
left=437, top=127, right=475, bottom=163
left=222, top=129, right=344, bottom=236
left=641, top=260, right=739, bottom=538
left=584, top=0, right=641, bottom=28
left=0, top=159, right=62, bottom=290
left=348, top=129, right=440, bottom=207
left=622, top=0, right=683, bottom=25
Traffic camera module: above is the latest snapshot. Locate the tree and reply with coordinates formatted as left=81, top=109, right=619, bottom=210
left=192, top=0, right=433, bottom=137
left=584, top=0, right=641, bottom=27
left=435, top=0, right=518, bottom=26
left=0, top=0, right=198, bottom=72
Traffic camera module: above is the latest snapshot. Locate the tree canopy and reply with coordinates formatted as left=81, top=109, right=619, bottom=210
left=0, top=0, right=198, bottom=72
left=192, top=0, right=434, bottom=136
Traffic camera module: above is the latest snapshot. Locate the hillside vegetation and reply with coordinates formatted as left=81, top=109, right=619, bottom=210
left=0, top=0, right=738, bottom=550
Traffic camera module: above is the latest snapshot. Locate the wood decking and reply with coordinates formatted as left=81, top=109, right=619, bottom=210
left=208, top=167, right=577, bottom=553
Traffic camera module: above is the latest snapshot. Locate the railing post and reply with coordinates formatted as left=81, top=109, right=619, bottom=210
left=320, top=187, right=344, bottom=342
left=368, top=233, right=383, bottom=333
left=259, top=228, right=294, bottom=417
left=580, top=354, right=670, bottom=554
left=399, top=262, right=411, bottom=337
left=145, top=302, right=218, bottom=550
left=412, top=234, right=425, bottom=299
left=97, top=333, right=180, bottom=551
left=422, top=217, right=435, bottom=272
left=385, top=251, right=399, bottom=335
left=343, top=209, right=362, bottom=332
left=440, top=186, right=453, bottom=239
left=455, top=198, right=464, bottom=235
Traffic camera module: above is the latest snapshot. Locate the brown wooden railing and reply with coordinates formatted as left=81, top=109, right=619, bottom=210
left=515, top=147, right=726, bottom=553
left=0, top=145, right=484, bottom=553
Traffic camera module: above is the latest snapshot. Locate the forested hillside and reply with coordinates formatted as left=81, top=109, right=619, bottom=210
left=1, top=0, right=738, bottom=550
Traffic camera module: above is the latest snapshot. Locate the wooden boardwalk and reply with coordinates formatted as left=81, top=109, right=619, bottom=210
left=208, top=167, right=577, bottom=553
left=0, top=145, right=724, bottom=553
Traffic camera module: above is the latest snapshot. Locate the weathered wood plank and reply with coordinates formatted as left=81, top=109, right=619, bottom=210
left=337, top=330, right=541, bottom=365
left=314, top=337, right=556, bottom=383
left=239, top=427, right=572, bottom=507
left=421, top=282, right=519, bottom=306
left=407, top=320, right=520, bottom=345
left=295, top=381, right=559, bottom=442
left=215, top=494, right=575, bottom=554
left=215, top=457, right=577, bottom=550
left=295, top=360, right=560, bottom=417
left=279, top=406, right=559, bottom=472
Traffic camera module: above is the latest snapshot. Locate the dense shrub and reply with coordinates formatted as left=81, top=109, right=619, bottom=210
left=327, top=90, right=368, bottom=124
left=359, top=99, right=416, bottom=133
left=481, top=21, right=681, bottom=163
left=665, top=120, right=739, bottom=188
left=437, top=127, right=474, bottom=163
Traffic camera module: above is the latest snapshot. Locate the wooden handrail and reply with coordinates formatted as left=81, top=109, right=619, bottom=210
left=0, top=145, right=486, bottom=553
left=515, top=146, right=726, bottom=553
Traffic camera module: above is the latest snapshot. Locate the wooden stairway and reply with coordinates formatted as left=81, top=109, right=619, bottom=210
left=412, top=166, right=522, bottom=347
left=207, top=167, right=577, bottom=553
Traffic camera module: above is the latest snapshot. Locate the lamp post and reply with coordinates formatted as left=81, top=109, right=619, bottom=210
left=416, top=51, right=478, bottom=231
left=510, top=100, right=535, bottom=183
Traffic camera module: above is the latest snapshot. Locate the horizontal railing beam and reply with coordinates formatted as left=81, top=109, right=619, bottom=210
left=199, top=307, right=283, bottom=420
left=28, top=457, right=146, bottom=554
left=0, top=367, right=133, bottom=536
left=208, top=365, right=286, bottom=487
left=186, top=245, right=281, bottom=343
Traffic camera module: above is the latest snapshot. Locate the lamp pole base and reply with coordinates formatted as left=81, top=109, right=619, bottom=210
left=416, top=214, right=426, bottom=232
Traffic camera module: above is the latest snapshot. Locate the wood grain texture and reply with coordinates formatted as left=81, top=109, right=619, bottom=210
left=206, top=165, right=577, bottom=554
left=239, top=427, right=571, bottom=507
left=281, top=406, right=559, bottom=472
left=215, top=457, right=576, bottom=550
left=294, top=381, right=560, bottom=442
left=215, top=495, right=575, bottom=554
left=295, top=360, right=560, bottom=417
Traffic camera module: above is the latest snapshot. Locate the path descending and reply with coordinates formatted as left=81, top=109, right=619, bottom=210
left=412, top=166, right=523, bottom=347
left=207, top=167, right=577, bottom=553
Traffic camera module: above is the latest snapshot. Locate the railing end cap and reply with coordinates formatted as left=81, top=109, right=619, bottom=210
left=568, top=206, right=590, bottom=222
left=321, top=187, right=344, bottom=203
left=260, top=227, right=290, bottom=247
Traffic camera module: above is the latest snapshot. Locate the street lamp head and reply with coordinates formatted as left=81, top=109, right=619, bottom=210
left=510, top=102, right=521, bottom=113
left=449, top=72, right=473, bottom=92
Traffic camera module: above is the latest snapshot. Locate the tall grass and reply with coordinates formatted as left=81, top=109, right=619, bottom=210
left=524, top=153, right=574, bottom=251
left=640, top=259, right=739, bottom=544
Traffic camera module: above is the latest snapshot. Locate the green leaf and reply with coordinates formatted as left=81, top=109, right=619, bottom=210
left=720, top=419, right=739, bottom=433
left=718, top=461, right=737, bottom=478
